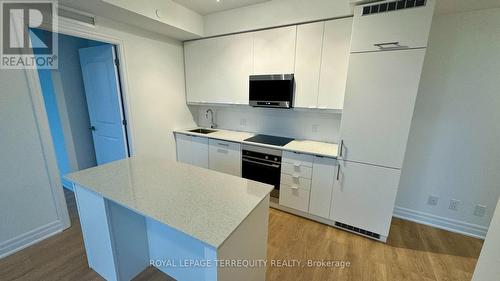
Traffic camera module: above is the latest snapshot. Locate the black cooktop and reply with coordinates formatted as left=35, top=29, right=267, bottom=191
left=244, top=134, right=294, bottom=147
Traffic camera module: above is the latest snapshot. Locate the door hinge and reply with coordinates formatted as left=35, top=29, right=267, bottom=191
left=122, top=119, right=127, bottom=126
left=114, top=58, right=120, bottom=66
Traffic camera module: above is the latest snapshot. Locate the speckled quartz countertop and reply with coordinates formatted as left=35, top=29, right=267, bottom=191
left=65, top=157, right=273, bottom=248
left=174, top=128, right=338, bottom=158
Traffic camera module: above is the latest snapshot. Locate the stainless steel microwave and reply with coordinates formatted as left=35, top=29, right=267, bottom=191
left=249, top=74, right=294, bottom=108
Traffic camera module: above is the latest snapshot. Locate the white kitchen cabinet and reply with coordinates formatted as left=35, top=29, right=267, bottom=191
left=309, top=156, right=337, bottom=219
left=184, top=33, right=253, bottom=104
left=350, top=0, right=435, bottom=53
left=253, top=26, right=297, bottom=74
left=175, top=133, right=209, bottom=169
left=280, top=151, right=313, bottom=212
left=175, top=133, right=192, bottom=165
left=294, top=18, right=352, bottom=110
left=191, top=135, right=209, bottom=168
left=317, top=18, right=353, bottom=110
left=279, top=185, right=311, bottom=213
left=209, top=139, right=241, bottom=177
left=339, top=49, right=426, bottom=169
left=294, top=22, right=324, bottom=108
left=184, top=39, right=217, bottom=104
left=331, top=160, right=401, bottom=237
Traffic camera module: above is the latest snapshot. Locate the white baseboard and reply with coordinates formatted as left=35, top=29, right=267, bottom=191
left=0, top=221, right=64, bottom=259
left=393, top=206, right=488, bottom=240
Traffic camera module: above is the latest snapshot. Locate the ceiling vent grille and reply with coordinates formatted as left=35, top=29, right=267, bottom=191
left=334, top=222, right=381, bottom=240
left=58, top=8, right=95, bottom=26
left=362, top=0, right=426, bottom=16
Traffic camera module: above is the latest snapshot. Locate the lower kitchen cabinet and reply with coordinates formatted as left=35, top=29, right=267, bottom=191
left=331, top=160, right=401, bottom=238
left=208, top=139, right=241, bottom=177
left=175, top=133, right=209, bottom=169
left=309, top=156, right=337, bottom=219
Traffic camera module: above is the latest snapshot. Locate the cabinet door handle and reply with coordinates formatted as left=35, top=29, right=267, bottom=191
left=218, top=142, right=229, bottom=147
left=374, top=42, right=408, bottom=50
left=339, top=140, right=344, bottom=158
left=336, top=165, right=340, bottom=181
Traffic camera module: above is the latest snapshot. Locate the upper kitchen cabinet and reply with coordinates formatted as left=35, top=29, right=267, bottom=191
left=184, top=32, right=253, bottom=104
left=293, top=22, right=324, bottom=109
left=253, top=26, right=297, bottom=74
left=294, top=18, right=352, bottom=110
left=317, top=18, right=353, bottom=110
left=350, top=0, right=435, bottom=53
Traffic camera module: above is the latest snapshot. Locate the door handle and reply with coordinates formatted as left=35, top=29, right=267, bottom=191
left=90, top=126, right=96, bottom=131
left=336, top=165, right=340, bottom=181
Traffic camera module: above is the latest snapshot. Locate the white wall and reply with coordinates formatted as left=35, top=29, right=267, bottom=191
left=203, top=0, right=352, bottom=36
left=195, top=105, right=341, bottom=143
left=0, top=68, right=68, bottom=258
left=396, top=8, right=500, bottom=238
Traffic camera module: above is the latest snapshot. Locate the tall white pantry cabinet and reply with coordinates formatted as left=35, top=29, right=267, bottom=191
left=331, top=0, right=435, bottom=241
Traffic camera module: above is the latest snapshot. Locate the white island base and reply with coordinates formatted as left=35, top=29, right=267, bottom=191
left=74, top=185, right=270, bottom=281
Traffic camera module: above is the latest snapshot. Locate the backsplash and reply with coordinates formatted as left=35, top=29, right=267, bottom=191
left=191, top=105, right=341, bottom=143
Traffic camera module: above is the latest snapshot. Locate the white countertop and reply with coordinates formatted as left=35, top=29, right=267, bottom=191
left=174, top=128, right=338, bottom=158
left=65, top=157, right=273, bottom=248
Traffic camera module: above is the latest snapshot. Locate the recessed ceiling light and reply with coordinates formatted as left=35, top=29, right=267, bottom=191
left=216, top=0, right=221, bottom=2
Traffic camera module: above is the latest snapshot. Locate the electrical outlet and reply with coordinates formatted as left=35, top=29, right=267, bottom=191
left=474, top=205, right=487, bottom=217
left=312, top=124, right=319, bottom=133
left=449, top=199, right=461, bottom=211
left=427, top=196, right=439, bottom=206
left=240, top=118, right=247, bottom=126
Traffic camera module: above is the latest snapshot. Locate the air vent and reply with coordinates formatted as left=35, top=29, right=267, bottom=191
left=334, top=222, right=381, bottom=240
left=362, top=0, right=426, bottom=15
left=58, top=8, right=95, bottom=25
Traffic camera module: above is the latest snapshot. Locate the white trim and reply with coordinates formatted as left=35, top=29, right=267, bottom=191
left=54, top=17, right=136, bottom=155
left=24, top=54, right=71, bottom=231
left=0, top=221, right=63, bottom=259
left=393, top=206, right=488, bottom=239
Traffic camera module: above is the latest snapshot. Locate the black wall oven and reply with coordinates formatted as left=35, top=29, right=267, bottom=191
left=241, top=144, right=281, bottom=199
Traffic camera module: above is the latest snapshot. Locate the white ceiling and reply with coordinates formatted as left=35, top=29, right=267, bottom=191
left=172, top=0, right=271, bottom=15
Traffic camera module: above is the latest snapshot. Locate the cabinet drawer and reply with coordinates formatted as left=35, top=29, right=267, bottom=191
left=281, top=174, right=311, bottom=191
left=279, top=184, right=310, bottom=213
left=282, top=162, right=312, bottom=179
left=283, top=151, right=313, bottom=167
left=209, top=139, right=240, bottom=150
left=209, top=139, right=241, bottom=177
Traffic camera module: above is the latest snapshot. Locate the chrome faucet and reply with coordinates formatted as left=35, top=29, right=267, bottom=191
left=205, top=109, right=217, bottom=129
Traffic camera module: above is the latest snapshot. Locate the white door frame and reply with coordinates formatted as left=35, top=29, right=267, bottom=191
left=23, top=16, right=136, bottom=230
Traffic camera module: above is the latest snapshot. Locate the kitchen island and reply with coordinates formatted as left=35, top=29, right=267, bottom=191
left=65, top=157, right=273, bottom=281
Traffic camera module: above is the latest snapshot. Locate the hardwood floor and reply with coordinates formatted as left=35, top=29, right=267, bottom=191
left=0, top=190, right=483, bottom=281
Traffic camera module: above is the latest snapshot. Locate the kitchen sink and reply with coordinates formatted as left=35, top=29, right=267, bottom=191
left=188, top=128, right=217, bottom=134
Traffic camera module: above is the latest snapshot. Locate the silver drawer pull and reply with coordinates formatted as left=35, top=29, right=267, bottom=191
left=218, top=142, right=229, bottom=147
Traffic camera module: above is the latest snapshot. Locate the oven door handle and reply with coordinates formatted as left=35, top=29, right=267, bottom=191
left=242, top=158, right=281, bottom=168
